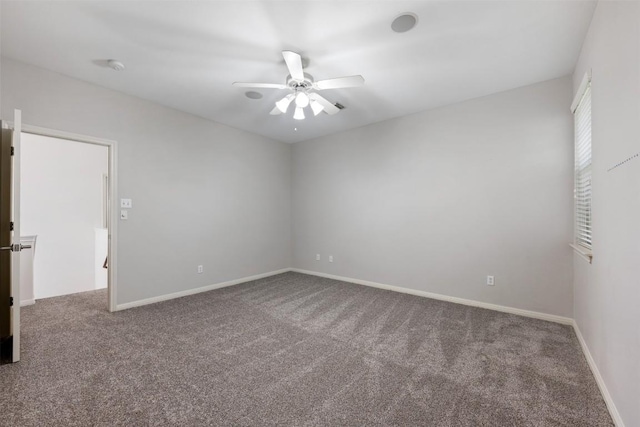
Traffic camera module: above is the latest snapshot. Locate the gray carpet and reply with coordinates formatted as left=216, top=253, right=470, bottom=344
left=0, top=272, right=612, bottom=426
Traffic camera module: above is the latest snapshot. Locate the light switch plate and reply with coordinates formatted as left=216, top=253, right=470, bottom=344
left=120, top=198, right=132, bottom=208
left=120, top=210, right=128, bottom=220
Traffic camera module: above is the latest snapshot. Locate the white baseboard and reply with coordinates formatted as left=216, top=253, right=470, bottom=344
left=572, top=321, right=625, bottom=427
left=115, top=268, right=292, bottom=311
left=20, top=299, right=35, bottom=307
left=291, top=268, right=573, bottom=325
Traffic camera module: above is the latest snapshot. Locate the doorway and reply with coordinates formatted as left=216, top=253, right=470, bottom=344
left=21, top=133, right=109, bottom=304
left=19, top=126, right=118, bottom=313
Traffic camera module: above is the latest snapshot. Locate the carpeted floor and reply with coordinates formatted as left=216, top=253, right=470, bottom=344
left=0, top=272, right=612, bottom=426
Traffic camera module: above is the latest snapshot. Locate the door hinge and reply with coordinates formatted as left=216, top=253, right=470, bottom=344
left=9, top=222, right=13, bottom=231
left=11, top=146, right=14, bottom=156
left=9, top=297, right=13, bottom=307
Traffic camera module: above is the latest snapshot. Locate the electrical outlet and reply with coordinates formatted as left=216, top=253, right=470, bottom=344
left=197, top=265, right=203, bottom=274
left=316, top=254, right=320, bottom=261
left=120, top=198, right=132, bottom=208
left=329, top=255, right=333, bottom=263
left=487, top=276, right=495, bottom=286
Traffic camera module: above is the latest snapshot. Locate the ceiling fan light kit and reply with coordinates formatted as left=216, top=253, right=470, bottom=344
left=233, top=50, right=364, bottom=121
left=310, top=99, right=323, bottom=116
left=275, top=94, right=295, bottom=113
left=295, top=92, right=310, bottom=108
left=293, top=106, right=305, bottom=120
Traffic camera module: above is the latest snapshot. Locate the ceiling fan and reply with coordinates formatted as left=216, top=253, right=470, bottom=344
left=233, top=51, right=364, bottom=120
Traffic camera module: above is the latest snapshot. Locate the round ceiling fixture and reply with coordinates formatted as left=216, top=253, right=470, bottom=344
left=245, top=91, right=263, bottom=99
left=391, top=13, right=418, bottom=33
left=107, top=59, right=125, bottom=71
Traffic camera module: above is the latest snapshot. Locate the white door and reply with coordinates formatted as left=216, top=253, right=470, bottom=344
left=1, top=110, right=23, bottom=362
left=11, top=110, right=22, bottom=362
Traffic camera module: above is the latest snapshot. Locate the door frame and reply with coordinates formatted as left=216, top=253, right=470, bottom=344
left=12, top=124, right=119, bottom=312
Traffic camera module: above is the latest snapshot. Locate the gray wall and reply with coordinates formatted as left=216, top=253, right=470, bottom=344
left=1, top=58, right=292, bottom=306
left=572, top=2, right=640, bottom=425
left=2, top=58, right=577, bottom=320
left=292, top=77, right=575, bottom=318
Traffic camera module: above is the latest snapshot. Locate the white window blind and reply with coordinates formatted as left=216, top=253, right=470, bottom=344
left=574, top=82, right=592, bottom=249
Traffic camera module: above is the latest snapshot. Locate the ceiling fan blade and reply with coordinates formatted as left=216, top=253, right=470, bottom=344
left=232, top=82, right=287, bottom=89
left=270, top=105, right=285, bottom=115
left=314, top=75, right=365, bottom=90
left=309, top=93, right=340, bottom=115
left=282, top=51, right=305, bottom=82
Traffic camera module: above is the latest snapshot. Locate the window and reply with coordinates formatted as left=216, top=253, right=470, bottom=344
left=573, top=77, right=592, bottom=250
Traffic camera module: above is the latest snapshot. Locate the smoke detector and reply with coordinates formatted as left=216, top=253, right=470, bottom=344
left=107, top=60, right=125, bottom=71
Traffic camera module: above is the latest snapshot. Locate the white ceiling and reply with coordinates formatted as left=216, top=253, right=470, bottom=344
left=1, top=1, right=596, bottom=143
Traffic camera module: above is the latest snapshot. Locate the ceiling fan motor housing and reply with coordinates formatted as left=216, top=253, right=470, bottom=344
left=233, top=50, right=362, bottom=118
left=286, top=73, right=314, bottom=91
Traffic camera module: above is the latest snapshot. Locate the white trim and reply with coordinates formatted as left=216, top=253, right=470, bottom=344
left=17, top=124, right=119, bottom=313
left=115, top=268, right=292, bottom=311
left=571, top=70, right=592, bottom=113
left=107, top=138, right=118, bottom=313
left=20, top=299, right=35, bottom=307
left=572, top=321, right=625, bottom=427
left=291, top=269, right=573, bottom=325
left=16, top=124, right=117, bottom=147
left=570, top=243, right=593, bottom=263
